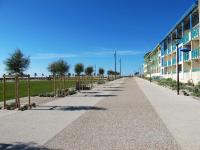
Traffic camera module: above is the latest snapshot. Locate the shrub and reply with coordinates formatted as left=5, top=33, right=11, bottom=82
left=39, top=92, right=54, bottom=97
left=192, top=85, right=200, bottom=97
left=19, top=104, right=29, bottom=111
left=68, top=88, right=76, bottom=95
left=6, top=102, right=16, bottom=110
left=97, top=80, right=105, bottom=84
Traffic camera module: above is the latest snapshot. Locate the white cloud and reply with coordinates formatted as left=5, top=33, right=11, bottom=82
left=31, top=49, right=144, bottom=60
left=32, top=53, right=79, bottom=59
left=84, top=49, right=144, bottom=56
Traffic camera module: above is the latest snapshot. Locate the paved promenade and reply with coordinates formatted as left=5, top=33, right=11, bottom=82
left=45, top=78, right=178, bottom=150
left=1, top=77, right=200, bottom=149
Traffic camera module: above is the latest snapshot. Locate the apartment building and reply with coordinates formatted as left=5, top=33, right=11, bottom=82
left=144, top=1, right=200, bottom=84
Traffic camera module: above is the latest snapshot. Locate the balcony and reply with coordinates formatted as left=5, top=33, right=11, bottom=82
left=172, top=43, right=176, bottom=51
left=182, top=32, right=190, bottom=45
left=192, top=48, right=200, bottom=59
left=164, top=50, right=168, bottom=55
left=167, top=47, right=171, bottom=54
left=191, top=25, right=199, bottom=39
left=168, top=60, right=171, bottom=66
left=183, top=52, right=190, bottom=62
left=164, top=61, right=167, bottom=67
left=172, top=57, right=176, bottom=65
left=172, top=70, right=176, bottom=74
left=192, top=68, right=200, bottom=72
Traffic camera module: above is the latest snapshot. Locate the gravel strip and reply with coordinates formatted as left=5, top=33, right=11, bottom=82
left=45, top=78, right=179, bottom=150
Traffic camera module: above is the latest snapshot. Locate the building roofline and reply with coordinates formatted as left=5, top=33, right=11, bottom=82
left=160, top=1, right=198, bottom=44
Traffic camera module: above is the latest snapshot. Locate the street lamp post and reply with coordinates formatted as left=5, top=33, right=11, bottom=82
left=175, top=38, right=191, bottom=95
left=148, top=59, right=153, bottom=82
left=176, top=42, right=180, bottom=95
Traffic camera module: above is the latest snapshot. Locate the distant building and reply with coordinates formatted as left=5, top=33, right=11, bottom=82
left=144, top=1, right=200, bottom=84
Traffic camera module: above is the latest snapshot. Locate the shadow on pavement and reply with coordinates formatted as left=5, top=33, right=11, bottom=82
left=101, top=89, right=123, bottom=91
left=93, top=94, right=117, bottom=97
left=0, top=142, right=48, bottom=150
left=32, top=106, right=107, bottom=111
left=103, top=86, right=123, bottom=89
left=80, top=91, right=101, bottom=94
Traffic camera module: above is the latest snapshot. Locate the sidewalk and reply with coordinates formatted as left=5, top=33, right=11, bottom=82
left=45, top=78, right=178, bottom=150
left=135, top=77, right=200, bottom=150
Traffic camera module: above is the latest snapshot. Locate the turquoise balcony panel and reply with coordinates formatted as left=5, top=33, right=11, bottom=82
left=164, top=50, right=168, bottom=55
left=172, top=43, right=176, bottom=51
left=172, top=70, right=176, bottom=74
left=168, top=60, right=171, bottom=66
left=182, top=32, right=190, bottom=45
left=183, top=52, right=190, bottom=62
left=172, top=57, right=176, bottom=65
left=164, top=61, right=167, bottom=67
left=167, top=47, right=171, bottom=54
left=192, top=48, right=200, bottom=59
left=191, top=25, right=199, bottom=39
left=192, top=68, right=200, bottom=72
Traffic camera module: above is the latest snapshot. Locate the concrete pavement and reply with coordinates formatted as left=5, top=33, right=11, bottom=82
left=45, top=78, right=178, bottom=150
left=135, top=77, right=200, bottom=150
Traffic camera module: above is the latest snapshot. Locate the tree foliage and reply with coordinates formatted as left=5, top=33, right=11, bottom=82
left=48, top=59, right=69, bottom=76
left=74, top=63, right=84, bottom=76
left=4, top=49, right=30, bottom=75
left=98, top=68, right=104, bottom=75
left=85, top=66, right=94, bottom=76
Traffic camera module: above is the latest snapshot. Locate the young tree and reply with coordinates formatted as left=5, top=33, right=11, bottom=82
left=99, top=68, right=104, bottom=76
left=34, top=73, right=37, bottom=78
left=4, top=49, right=30, bottom=108
left=98, top=68, right=104, bottom=79
left=74, top=63, right=84, bottom=76
left=56, top=59, right=69, bottom=76
left=74, top=63, right=84, bottom=90
left=4, top=49, right=30, bottom=75
left=85, top=66, right=94, bottom=76
left=48, top=59, right=70, bottom=95
left=48, top=62, right=58, bottom=76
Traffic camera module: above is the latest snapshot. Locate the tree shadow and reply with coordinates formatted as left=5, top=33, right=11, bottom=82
left=80, top=91, right=101, bottom=94
left=101, top=89, right=123, bottom=91
left=0, top=142, right=48, bottom=150
left=103, top=86, right=123, bottom=89
left=93, top=94, right=117, bottom=97
left=32, top=106, right=107, bottom=111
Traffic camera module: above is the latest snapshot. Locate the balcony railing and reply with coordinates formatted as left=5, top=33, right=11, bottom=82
left=172, top=70, right=176, bottom=74
left=192, top=48, right=200, bottom=59
left=172, top=57, right=176, bottom=65
left=182, top=32, right=190, bottom=45
left=191, top=25, right=199, bottom=39
left=168, top=60, right=171, bottom=66
left=183, top=52, right=190, bottom=62
left=172, top=43, right=176, bottom=51
left=167, top=47, right=171, bottom=54
left=164, top=50, right=168, bottom=55
left=192, top=68, right=200, bottom=72
left=164, top=61, right=167, bottom=67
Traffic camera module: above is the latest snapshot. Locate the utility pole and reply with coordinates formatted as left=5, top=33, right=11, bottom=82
left=119, top=58, right=121, bottom=77
left=114, top=50, right=117, bottom=79
left=94, top=64, right=96, bottom=76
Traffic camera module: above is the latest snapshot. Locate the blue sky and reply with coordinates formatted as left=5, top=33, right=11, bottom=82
left=0, top=0, right=195, bottom=76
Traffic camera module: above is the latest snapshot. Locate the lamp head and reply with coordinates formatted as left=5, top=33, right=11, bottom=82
left=180, top=48, right=191, bottom=53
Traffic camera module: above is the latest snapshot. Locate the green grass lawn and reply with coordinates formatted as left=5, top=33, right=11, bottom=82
left=0, top=79, right=76, bottom=101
